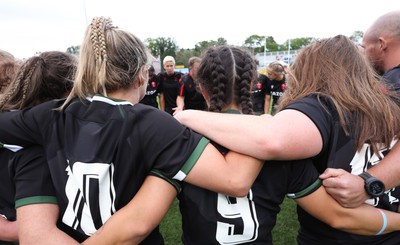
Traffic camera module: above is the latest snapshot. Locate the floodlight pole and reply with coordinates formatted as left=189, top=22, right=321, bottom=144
left=264, top=36, right=267, bottom=70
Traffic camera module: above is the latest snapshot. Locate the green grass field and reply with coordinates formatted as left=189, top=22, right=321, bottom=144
left=160, top=197, right=299, bottom=245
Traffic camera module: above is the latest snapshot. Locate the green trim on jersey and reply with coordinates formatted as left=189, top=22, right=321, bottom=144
left=223, top=109, right=241, bottom=114
left=15, top=196, right=58, bottom=208
left=150, top=170, right=182, bottom=193
left=117, top=105, right=126, bottom=118
left=286, top=179, right=322, bottom=199
left=181, top=137, right=210, bottom=175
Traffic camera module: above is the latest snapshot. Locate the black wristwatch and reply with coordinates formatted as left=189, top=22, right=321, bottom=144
left=359, top=172, right=385, bottom=197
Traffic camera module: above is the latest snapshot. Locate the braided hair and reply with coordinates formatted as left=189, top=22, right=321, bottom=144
left=63, top=17, right=148, bottom=108
left=0, top=51, right=76, bottom=111
left=197, top=45, right=256, bottom=114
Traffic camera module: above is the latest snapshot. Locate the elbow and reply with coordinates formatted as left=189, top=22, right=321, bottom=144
left=225, top=178, right=253, bottom=197
left=106, top=222, right=153, bottom=244
left=255, top=137, right=283, bottom=159
left=325, top=213, right=355, bottom=231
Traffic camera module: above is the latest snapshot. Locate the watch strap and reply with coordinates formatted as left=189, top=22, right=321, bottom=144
left=359, top=172, right=373, bottom=181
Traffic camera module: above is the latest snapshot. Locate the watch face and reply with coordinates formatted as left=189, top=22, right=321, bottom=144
left=367, top=180, right=385, bottom=196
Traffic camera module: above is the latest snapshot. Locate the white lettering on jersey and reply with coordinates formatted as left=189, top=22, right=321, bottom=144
left=350, top=139, right=398, bottom=206
left=216, top=190, right=259, bottom=244
left=63, top=161, right=116, bottom=236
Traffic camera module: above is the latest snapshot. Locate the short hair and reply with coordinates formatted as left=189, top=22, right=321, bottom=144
left=147, top=65, right=155, bottom=72
left=163, top=56, right=175, bottom=65
left=268, top=61, right=286, bottom=75
left=188, top=57, right=201, bottom=68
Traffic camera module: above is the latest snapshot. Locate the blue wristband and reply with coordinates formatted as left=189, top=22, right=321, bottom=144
left=376, top=209, right=387, bottom=235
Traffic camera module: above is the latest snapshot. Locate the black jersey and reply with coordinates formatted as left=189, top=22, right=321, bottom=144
left=265, top=76, right=286, bottom=114
left=0, top=95, right=209, bottom=244
left=9, top=146, right=57, bottom=208
left=158, top=71, right=183, bottom=114
left=251, top=74, right=269, bottom=114
left=178, top=110, right=321, bottom=245
left=285, top=95, right=400, bottom=244
left=140, top=74, right=160, bottom=108
left=178, top=74, right=206, bottom=110
left=383, top=64, right=400, bottom=96
left=0, top=149, right=16, bottom=221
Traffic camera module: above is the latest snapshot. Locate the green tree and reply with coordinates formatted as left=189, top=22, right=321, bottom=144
left=244, top=35, right=265, bottom=53
left=194, top=38, right=227, bottom=57
left=66, top=45, right=80, bottom=55
left=350, top=31, right=364, bottom=44
left=287, top=37, right=315, bottom=50
left=145, top=37, right=178, bottom=70
left=175, top=48, right=197, bottom=67
left=244, top=35, right=279, bottom=53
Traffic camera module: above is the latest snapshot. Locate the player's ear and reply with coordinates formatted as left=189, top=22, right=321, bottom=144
left=138, top=66, right=148, bottom=86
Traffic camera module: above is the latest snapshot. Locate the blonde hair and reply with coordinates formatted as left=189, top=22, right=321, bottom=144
left=278, top=35, right=400, bottom=152
left=163, top=56, right=175, bottom=65
left=62, top=17, right=148, bottom=108
left=268, top=61, right=286, bottom=75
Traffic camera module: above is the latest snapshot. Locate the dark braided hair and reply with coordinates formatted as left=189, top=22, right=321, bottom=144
left=197, top=45, right=256, bottom=114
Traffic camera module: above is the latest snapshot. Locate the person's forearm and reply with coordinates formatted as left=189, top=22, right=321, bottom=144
left=367, top=142, right=400, bottom=189
left=175, top=110, right=268, bottom=159
left=159, top=94, right=165, bottom=111
left=83, top=176, right=176, bottom=245
left=0, top=218, right=18, bottom=241
left=176, top=96, right=184, bottom=110
left=174, top=109, right=321, bottom=160
left=264, top=95, right=271, bottom=115
left=17, top=204, right=80, bottom=245
left=297, top=187, right=400, bottom=235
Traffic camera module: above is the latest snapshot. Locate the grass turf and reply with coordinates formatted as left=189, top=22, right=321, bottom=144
left=160, top=197, right=299, bottom=245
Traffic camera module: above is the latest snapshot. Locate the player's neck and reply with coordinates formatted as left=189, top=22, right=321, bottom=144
left=108, top=86, right=140, bottom=104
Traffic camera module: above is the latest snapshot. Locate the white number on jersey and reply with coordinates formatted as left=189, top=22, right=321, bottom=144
left=216, top=190, right=259, bottom=244
left=62, top=161, right=116, bottom=235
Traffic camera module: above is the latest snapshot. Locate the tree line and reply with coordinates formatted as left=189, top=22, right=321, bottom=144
left=67, top=31, right=364, bottom=69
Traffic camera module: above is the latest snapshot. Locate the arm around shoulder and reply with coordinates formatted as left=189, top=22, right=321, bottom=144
left=82, top=175, right=177, bottom=245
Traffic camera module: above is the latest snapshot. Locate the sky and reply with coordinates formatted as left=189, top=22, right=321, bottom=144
left=1, top=0, right=399, bottom=59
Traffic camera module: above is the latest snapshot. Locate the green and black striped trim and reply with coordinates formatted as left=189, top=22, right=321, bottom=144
left=15, top=196, right=58, bottom=208
left=286, top=179, right=322, bottom=199
left=180, top=137, right=210, bottom=175
left=150, top=169, right=182, bottom=193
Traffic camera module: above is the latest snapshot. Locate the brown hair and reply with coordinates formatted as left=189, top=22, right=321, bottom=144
left=197, top=45, right=256, bottom=114
left=0, top=50, right=20, bottom=94
left=278, top=35, right=400, bottom=152
left=0, top=51, right=76, bottom=111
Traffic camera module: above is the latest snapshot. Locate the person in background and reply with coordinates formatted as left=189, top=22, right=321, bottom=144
left=158, top=56, right=183, bottom=115
left=264, top=61, right=286, bottom=114
left=361, top=10, right=400, bottom=95
left=0, top=51, right=77, bottom=245
left=174, top=35, right=400, bottom=244
left=139, top=65, right=160, bottom=108
left=173, top=57, right=206, bottom=115
left=251, top=60, right=269, bottom=114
